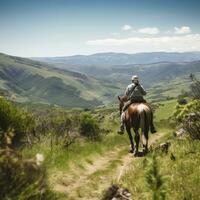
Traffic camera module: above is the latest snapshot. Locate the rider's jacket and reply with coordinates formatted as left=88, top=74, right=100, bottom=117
left=125, top=83, right=146, bottom=100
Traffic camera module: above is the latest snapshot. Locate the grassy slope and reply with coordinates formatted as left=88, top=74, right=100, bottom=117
left=119, top=136, right=200, bottom=200
left=21, top=100, right=178, bottom=199
left=0, top=53, right=118, bottom=107
left=21, top=106, right=130, bottom=199
left=154, top=99, right=177, bottom=122
left=147, top=73, right=200, bottom=102
left=1, top=53, right=200, bottom=107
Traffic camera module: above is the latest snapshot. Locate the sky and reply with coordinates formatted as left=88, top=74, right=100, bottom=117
left=0, top=0, right=200, bottom=57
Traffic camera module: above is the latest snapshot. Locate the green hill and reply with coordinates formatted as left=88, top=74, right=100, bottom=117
left=33, top=54, right=200, bottom=102
left=1, top=52, right=200, bottom=107
left=0, top=53, right=119, bottom=108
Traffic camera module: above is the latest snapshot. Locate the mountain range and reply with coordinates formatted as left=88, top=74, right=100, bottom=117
left=32, top=52, right=200, bottom=66
left=0, top=52, right=200, bottom=107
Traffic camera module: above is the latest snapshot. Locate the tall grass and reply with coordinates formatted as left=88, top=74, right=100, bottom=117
left=22, top=130, right=129, bottom=171
left=119, top=136, right=200, bottom=200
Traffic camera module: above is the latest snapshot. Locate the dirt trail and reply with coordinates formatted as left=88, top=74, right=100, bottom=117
left=115, top=132, right=163, bottom=183
left=51, top=132, right=165, bottom=200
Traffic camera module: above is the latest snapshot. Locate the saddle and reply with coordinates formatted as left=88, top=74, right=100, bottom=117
left=123, top=99, right=150, bottom=113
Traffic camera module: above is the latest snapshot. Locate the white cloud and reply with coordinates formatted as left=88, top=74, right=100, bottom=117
left=85, top=34, right=200, bottom=52
left=174, top=26, right=191, bottom=34
left=138, top=27, right=160, bottom=35
left=122, top=24, right=132, bottom=31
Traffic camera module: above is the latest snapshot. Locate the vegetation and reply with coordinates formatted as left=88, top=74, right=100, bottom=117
left=0, top=53, right=118, bottom=108
left=0, top=97, right=34, bottom=147
left=79, top=113, right=101, bottom=141
left=1, top=53, right=200, bottom=107
left=145, top=155, right=166, bottom=200
left=0, top=128, right=58, bottom=200
left=118, top=75, right=200, bottom=200
left=0, top=61, right=200, bottom=199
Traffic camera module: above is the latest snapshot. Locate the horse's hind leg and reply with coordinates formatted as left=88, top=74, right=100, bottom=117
left=126, top=128, right=134, bottom=153
left=134, top=129, right=140, bottom=156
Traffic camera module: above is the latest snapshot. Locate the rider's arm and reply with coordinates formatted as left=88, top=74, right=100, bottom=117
left=138, top=84, right=147, bottom=95
left=125, top=85, right=130, bottom=96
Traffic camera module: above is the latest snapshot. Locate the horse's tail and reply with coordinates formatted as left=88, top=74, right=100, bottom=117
left=143, top=109, right=150, bottom=133
left=129, top=103, right=151, bottom=131
left=139, top=106, right=151, bottom=132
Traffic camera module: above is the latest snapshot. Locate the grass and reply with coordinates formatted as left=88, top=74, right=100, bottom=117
left=0, top=53, right=119, bottom=107
left=119, top=137, right=200, bottom=200
left=154, top=99, right=177, bottom=122
left=22, top=130, right=128, bottom=171
left=20, top=98, right=199, bottom=200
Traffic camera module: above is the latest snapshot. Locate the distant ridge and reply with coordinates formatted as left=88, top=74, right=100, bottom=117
left=32, top=51, right=200, bottom=66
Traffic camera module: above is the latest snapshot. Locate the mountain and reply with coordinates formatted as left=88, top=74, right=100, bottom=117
left=32, top=51, right=200, bottom=91
left=32, top=51, right=200, bottom=66
left=32, top=52, right=200, bottom=102
left=1, top=52, right=200, bottom=107
left=0, top=53, right=119, bottom=108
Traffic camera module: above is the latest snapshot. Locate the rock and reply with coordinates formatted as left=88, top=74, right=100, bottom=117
left=154, top=142, right=171, bottom=153
left=175, top=128, right=186, bottom=138
left=102, top=185, right=132, bottom=200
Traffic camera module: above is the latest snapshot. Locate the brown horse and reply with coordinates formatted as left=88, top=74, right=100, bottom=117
left=118, top=95, right=153, bottom=156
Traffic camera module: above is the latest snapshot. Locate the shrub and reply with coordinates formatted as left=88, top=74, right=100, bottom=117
left=0, top=97, right=34, bottom=147
left=0, top=147, right=56, bottom=199
left=177, top=98, right=187, bottom=105
left=173, top=100, right=200, bottom=122
left=173, top=75, right=200, bottom=140
left=79, top=113, right=101, bottom=141
left=32, top=111, right=79, bottom=148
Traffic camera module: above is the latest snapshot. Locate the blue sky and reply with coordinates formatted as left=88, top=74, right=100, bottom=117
left=0, top=0, right=200, bottom=57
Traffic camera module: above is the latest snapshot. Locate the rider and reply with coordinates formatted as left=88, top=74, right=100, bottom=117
left=117, top=75, right=157, bottom=134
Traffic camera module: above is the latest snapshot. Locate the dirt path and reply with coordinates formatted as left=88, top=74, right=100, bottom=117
left=115, top=132, right=163, bottom=183
left=51, top=132, right=165, bottom=200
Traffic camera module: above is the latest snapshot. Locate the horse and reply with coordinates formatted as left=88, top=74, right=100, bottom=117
left=118, top=95, right=153, bottom=156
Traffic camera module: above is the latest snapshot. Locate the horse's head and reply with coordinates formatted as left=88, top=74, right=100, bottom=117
left=117, top=95, right=128, bottom=115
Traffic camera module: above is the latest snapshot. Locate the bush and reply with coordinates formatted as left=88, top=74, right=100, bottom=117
left=31, top=111, right=79, bottom=148
left=0, top=97, right=34, bottom=147
left=0, top=147, right=56, bottom=199
left=177, top=98, right=187, bottom=105
left=173, top=75, right=200, bottom=140
left=173, top=100, right=200, bottom=122
left=79, top=113, right=101, bottom=141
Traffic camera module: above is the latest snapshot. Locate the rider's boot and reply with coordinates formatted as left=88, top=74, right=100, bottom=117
left=117, top=123, right=125, bottom=135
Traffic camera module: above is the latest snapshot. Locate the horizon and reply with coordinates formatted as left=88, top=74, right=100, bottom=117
left=1, top=50, right=200, bottom=59
left=0, top=0, right=200, bottom=57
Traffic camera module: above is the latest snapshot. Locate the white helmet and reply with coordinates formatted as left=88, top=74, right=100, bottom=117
left=132, top=75, right=139, bottom=82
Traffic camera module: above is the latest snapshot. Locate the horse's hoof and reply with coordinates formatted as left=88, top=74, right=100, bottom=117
left=143, top=149, right=149, bottom=155
left=129, top=149, right=134, bottom=153
left=134, top=152, right=139, bottom=157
